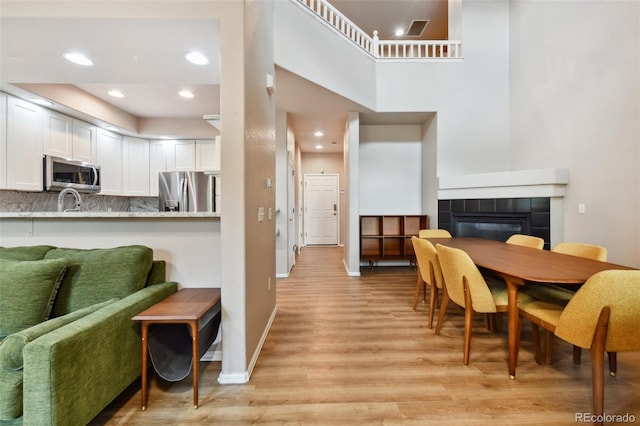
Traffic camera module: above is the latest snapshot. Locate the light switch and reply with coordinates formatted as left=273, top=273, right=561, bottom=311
left=268, top=207, right=273, bottom=220
left=258, top=207, right=265, bottom=222
left=578, top=203, right=586, bottom=214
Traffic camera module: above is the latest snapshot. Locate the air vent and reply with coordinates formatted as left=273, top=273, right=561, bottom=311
left=406, top=19, right=429, bottom=37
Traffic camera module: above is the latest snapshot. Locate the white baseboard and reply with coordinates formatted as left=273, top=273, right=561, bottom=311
left=275, top=273, right=289, bottom=278
left=344, top=258, right=360, bottom=277
left=217, top=304, right=279, bottom=384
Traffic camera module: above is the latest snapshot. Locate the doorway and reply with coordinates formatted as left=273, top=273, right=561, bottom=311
left=304, top=173, right=339, bottom=245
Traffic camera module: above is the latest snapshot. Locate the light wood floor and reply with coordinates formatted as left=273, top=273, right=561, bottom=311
left=92, top=246, right=640, bottom=425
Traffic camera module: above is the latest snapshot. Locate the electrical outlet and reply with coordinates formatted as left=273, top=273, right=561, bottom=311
left=578, top=203, right=586, bottom=214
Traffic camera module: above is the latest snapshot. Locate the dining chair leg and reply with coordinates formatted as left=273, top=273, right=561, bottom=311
left=463, top=307, right=473, bottom=365
left=428, top=283, right=437, bottom=329
left=573, top=345, right=582, bottom=365
left=531, top=323, right=542, bottom=365
left=462, top=279, right=473, bottom=365
left=434, top=290, right=450, bottom=335
left=543, top=330, right=554, bottom=364
left=590, top=307, right=610, bottom=426
left=412, top=275, right=422, bottom=310
left=608, top=352, right=617, bottom=377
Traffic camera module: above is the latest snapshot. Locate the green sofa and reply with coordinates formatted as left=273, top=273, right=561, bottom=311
left=0, top=245, right=178, bottom=426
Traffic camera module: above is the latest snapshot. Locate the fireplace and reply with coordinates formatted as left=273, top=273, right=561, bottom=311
left=438, top=197, right=551, bottom=249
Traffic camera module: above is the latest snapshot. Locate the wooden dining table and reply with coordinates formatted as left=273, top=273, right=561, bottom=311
left=425, top=237, right=636, bottom=378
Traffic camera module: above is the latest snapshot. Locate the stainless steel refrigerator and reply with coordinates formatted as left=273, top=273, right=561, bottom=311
left=158, top=171, right=219, bottom=213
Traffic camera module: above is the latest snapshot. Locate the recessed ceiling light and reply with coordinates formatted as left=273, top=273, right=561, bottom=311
left=29, top=98, right=53, bottom=106
left=314, top=131, right=323, bottom=137
left=315, top=145, right=323, bottom=150
left=185, top=51, right=209, bottom=65
left=63, top=52, right=93, bottom=66
left=179, top=90, right=194, bottom=99
left=108, top=90, right=124, bottom=98
left=395, top=28, right=404, bottom=37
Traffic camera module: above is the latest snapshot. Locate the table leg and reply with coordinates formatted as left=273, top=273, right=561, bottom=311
left=505, top=278, right=520, bottom=379
left=190, top=321, right=199, bottom=409
left=140, top=322, right=149, bottom=410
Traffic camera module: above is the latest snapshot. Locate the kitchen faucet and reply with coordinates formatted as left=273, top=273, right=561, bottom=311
left=57, top=187, right=82, bottom=212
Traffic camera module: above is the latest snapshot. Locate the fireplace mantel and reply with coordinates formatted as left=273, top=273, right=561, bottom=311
left=438, top=168, right=569, bottom=200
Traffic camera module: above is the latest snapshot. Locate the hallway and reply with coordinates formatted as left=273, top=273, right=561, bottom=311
left=94, top=246, right=640, bottom=425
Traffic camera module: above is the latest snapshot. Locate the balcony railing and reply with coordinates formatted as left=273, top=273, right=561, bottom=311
left=295, top=0, right=462, bottom=60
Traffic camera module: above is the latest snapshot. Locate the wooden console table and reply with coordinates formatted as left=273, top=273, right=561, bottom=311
left=132, top=288, right=221, bottom=410
left=360, top=215, right=428, bottom=268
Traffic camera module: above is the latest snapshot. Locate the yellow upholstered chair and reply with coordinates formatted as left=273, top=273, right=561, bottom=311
left=552, top=241, right=607, bottom=261
left=411, top=237, right=445, bottom=328
left=434, top=244, right=509, bottom=365
left=522, top=241, right=608, bottom=364
left=506, top=234, right=544, bottom=249
left=418, top=229, right=452, bottom=239
left=517, top=270, right=640, bottom=421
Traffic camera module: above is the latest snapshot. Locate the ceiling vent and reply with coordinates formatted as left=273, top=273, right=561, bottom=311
left=406, top=19, right=430, bottom=37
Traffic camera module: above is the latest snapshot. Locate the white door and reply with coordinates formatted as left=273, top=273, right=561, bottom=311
left=304, top=174, right=338, bottom=245
left=287, top=160, right=296, bottom=269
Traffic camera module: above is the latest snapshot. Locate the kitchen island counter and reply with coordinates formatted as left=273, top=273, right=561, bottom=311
left=0, top=211, right=220, bottom=218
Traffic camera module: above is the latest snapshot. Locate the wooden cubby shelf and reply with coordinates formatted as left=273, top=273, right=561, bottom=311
left=360, top=215, right=429, bottom=268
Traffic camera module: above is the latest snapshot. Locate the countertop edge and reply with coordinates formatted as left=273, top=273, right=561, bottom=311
left=0, top=212, right=221, bottom=218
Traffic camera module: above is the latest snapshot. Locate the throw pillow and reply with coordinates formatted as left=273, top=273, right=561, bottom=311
left=0, top=258, right=69, bottom=338
left=0, top=298, right=117, bottom=371
left=46, top=245, right=153, bottom=316
left=0, top=245, right=55, bottom=261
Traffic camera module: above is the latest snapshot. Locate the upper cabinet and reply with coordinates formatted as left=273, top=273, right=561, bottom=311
left=5, top=96, right=43, bottom=191
left=96, top=128, right=123, bottom=195
left=196, top=137, right=221, bottom=172
left=43, top=109, right=98, bottom=164
left=166, top=140, right=196, bottom=171
left=72, top=119, right=98, bottom=163
left=122, top=136, right=150, bottom=196
left=149, top=140, right=168, bottom=197
left=43, top=109, right=72, bottom=158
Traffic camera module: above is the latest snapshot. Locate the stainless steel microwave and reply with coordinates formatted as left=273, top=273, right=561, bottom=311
left=43, top=155, right=101, bottom=193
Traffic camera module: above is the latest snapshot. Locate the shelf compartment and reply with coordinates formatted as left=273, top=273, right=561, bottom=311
left=382, top=237, right=403, bottom=256
left=404, top=216, right=428, bottom=236
left=382, top=216, right=402, bottom=236
left=360, top=216, right=381, bottom=236
left=361, top=237, right=382, bottom=257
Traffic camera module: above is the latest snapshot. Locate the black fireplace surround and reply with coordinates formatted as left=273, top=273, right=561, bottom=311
left=438, top=197, right=551, bottom=250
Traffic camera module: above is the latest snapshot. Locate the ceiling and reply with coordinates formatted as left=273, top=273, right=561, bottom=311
left=0, top=1, right=445, bottom=153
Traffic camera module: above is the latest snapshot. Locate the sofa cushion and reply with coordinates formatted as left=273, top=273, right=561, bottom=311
left=0, top=298, right=118, bottom=371
left=0, top=299, right=117, bottom=421
left=46, top=245, right=153, bottom=316
left=0, top=245, right=55, bottom=261
left=0, top=258, right=69, bottom=339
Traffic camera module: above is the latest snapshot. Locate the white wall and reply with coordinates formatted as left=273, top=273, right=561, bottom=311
left=273, top=0, right=376, bottom=109
left=509, top=0, right=640, bottom=267
left=375, top=0, right=511, bottom=177
left=0, top=218, right=221, bottom=287
left=359, top=125, right=423, bottom=215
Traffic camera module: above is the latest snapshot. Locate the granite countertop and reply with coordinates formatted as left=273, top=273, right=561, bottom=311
left=0, top=211, right=220, bottom=218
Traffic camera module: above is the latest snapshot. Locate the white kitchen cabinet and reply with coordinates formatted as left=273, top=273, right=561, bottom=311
left=0, top=92, right=6, bottom=188
left=122, top=136, right=150, bottom=196
left=96, top=128, right=123, bottom=195
left=166, top=140, right=196, bottom=171
left=5, top=96, right=43, bottom=191
left=43, top=109, right=73, bottom=159
left=195, top=136, right=221, bottom=172
left=72, top=119, right=97, bottom=163
left=149, top=140, right=168, bottom=196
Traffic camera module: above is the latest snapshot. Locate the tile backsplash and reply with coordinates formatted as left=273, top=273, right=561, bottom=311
left=0, top=190, right=159, bottom=213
